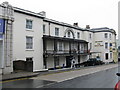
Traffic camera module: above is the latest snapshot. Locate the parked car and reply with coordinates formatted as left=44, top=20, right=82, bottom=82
left=80, top=58, right=104, bottom=66
left=115, top=73, right=120, bottom=90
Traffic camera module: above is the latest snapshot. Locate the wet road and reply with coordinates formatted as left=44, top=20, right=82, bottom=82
left=2, top=66, right=119, bottom=88
left=43, top=67, right=119, bottom=88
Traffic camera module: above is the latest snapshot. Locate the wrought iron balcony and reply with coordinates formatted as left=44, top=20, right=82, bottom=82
left=44, top=49, right=89, bottom=56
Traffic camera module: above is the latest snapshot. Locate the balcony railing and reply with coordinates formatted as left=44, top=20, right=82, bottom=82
left=44, top=50, right=89, bottom=55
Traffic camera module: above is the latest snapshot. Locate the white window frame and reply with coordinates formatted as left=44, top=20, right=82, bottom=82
left=109, top=34, right=111, bottom=40
left=58, top=42, right=63, bottom=51
left=104, top=33, right=108, bottom=38
left=77, top=32, right=80, bottom=39
left=68, top=31, right=71, bottom=37
left=26, top=19, right=33, bottom=30
left=43, top=24, right=45, bottom=34
left=89, top=33, right=91, bottom=39
left=110, top=53, right=112, bottom=59
left=26, top=36, right=33, bottom=49
left=105, top=42, right=108, bottom=49
left=90, top=43, right=92, bottom=49
left=55, top=27, right=59, bottom=36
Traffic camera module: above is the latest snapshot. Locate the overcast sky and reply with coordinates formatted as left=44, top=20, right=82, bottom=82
left=0, top=0, right=119, bottom=37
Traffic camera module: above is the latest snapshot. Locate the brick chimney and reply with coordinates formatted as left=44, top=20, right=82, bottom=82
left=86, top=25, right=90, bottom=29
left=73, top=23, right=78, bottom=27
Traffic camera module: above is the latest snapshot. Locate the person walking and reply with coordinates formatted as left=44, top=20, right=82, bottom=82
left=71, top=57, right=76, bottom=68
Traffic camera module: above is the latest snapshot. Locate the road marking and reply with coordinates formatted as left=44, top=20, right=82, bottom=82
left=40, top=68, right=83, bottom=76
left=36, top=82, right=56, bottom=88
left=0, top=78, right=29, bottom=83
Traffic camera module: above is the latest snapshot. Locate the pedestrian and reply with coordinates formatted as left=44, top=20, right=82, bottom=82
left=71, top=57, right=76, bottom=68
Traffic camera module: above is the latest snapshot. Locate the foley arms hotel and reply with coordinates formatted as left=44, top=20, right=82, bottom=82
left=0, top=2, right=117, bottom=74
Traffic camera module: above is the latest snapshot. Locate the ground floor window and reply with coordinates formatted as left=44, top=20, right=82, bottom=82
left=105, top=53, right=109, bottom=60
left=54, top=56, right=59, bottom=66
left=26, top=57, right=33, bottom=61
left=110, top=53, right=112, bottom=59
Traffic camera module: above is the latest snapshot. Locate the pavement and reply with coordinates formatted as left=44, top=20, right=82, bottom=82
left=1, top=63, right=118, bottom=81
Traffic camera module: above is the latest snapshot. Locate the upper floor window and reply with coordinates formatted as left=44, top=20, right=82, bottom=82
left=55, top=27, right=59, bottom=36
left=89, top=33, right=91, bottom=39
left=26, top=37, right=33, bottom=49
left=68, top=31, right=71, bottom=37
left=90, top=43, right=92, bottom=49
left=110, top=43, right=112, bottom=47
left=26, top=19, right=33, bottom=29
left=43, top=24, right=45, bottom=34
left=77, top=32, right=80, bottom=39
left=109, top=34, right=111, bottom=39
left=58, top=42, right=63, bottom=51
left=104, top=33, right=108, bottom=38
left=105, top=42, right=108, bottom=49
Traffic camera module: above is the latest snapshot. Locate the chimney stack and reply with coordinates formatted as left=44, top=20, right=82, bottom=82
left=38, top=11, right=46, bottom=17
left=73, top=23, right=78, bottom=27
left=86, top=25, right=90, bottom=29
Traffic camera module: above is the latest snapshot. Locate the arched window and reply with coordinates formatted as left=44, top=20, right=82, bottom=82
left=64, top=28, right=75, bottom=38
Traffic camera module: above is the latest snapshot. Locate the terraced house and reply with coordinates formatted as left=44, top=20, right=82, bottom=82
left=0, top=2, right=117, bottom=74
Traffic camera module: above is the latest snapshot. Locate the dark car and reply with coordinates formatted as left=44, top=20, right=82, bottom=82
left=81, top=58, right=104, bottom=66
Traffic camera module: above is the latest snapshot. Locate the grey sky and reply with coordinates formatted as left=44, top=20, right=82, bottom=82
left=0, top=0, right=118, bottom=37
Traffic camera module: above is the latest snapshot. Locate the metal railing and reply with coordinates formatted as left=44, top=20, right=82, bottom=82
left=44, top=49, right=89, bottom=55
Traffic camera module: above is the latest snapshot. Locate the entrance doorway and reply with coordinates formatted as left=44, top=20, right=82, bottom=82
left=105, top=53, right=109, bottom=60
left=66, top=56, right=73, bottom=67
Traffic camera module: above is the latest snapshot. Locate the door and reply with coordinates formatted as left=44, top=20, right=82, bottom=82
left=105, top=53, right=109, bottom=60
left=66, top=56, right=73, bottom=67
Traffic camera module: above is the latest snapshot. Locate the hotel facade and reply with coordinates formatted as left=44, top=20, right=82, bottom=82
left=0, top=2, right=117, bottom=74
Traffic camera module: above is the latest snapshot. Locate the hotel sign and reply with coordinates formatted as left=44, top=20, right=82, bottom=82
left=95, top=41, right=103, bottom=47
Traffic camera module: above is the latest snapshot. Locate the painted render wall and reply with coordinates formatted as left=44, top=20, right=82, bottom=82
left=13, top=12, right=44, bottom=72
left=93, top=32, right=114, bottom=62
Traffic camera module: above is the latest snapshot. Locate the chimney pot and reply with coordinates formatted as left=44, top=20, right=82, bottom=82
left=86, top=25, right=90, bottom=29
left=73, top=23, right=78, bottom=27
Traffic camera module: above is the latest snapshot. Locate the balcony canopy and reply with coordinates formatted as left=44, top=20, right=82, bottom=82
left=43, top=35, right=88, bottom=43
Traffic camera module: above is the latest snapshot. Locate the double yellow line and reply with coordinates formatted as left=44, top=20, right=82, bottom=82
left=0, top=68, right=82, bottom=83
left=0, top=78, right=29, bottom=83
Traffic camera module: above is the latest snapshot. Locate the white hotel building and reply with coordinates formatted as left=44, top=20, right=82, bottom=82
left=0, top=2, right=117, bottom=74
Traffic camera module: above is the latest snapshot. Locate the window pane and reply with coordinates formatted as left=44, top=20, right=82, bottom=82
left=59, top=42, right=62, bottom=51
left=109, top=34, right=111, bottom=39
left=26, top=37, right=33, bottom=49
left=43, top=25, right=45, bottom=34
left=68, top=32, right=70, bottom=37
left=26, top=20, right=33, bottom=29
left=55, top=28, right=59, bottom=36
left=105, top=42, right=108, bottom=49
left=89, top=34, right=91, bottom=38
left=77, top=32, right=80, bottom=39
left=105, top=33, right=108, bottom=38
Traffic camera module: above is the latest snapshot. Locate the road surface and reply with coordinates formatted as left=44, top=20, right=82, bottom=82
left=2, top=64, right=119, bottom=88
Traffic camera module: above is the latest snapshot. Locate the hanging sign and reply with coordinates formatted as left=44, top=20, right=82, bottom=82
left=0, top=19, right=5, bottom=34
left=0, top=19, right=5, bottom=39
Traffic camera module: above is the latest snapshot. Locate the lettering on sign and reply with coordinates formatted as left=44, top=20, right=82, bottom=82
left=95, top=41, right=103, bottom=47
